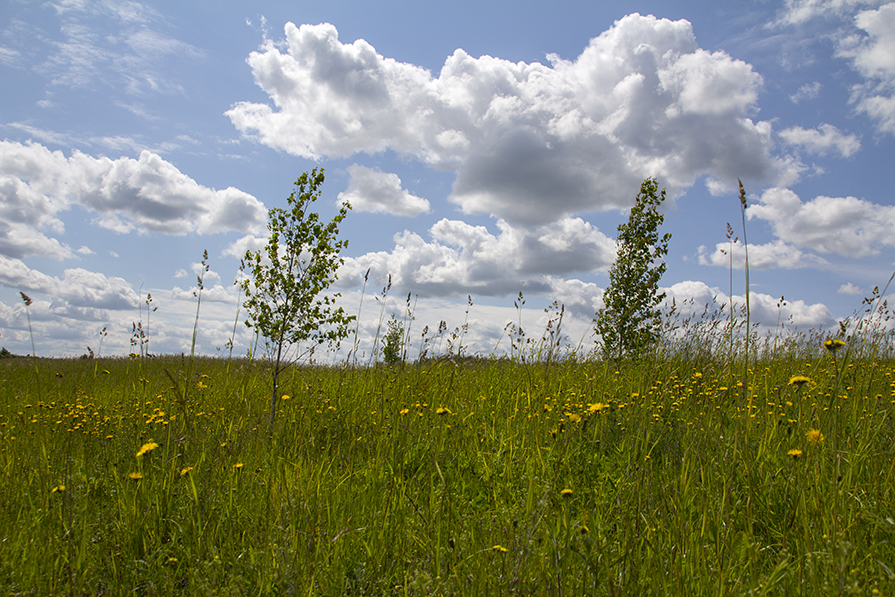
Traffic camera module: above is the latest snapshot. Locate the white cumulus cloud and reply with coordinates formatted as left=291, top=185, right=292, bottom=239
left=0, top=141, right=267, bottom=259
left=0, top=255, right=139, bottom=311
left=228, top=15, right=793, bottom=226
left=697, top=240, right=830, bottom=270
left=748, top=187, right=895, bottom=257
left=778, top=124, right=861, bottom=157
left=838, top=282, right=865, bottom=294
left=662, top=280, right=834, bottom=329
left=337, top=217, right=616, bottom=298
left=337, top=165, right=430, bottom=217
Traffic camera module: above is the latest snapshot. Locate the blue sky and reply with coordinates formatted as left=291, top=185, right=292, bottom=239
left=1, top=0, right=894, bottom=359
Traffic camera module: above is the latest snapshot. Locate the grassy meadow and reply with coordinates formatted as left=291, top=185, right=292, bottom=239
left=1, top=305, right=895, bottom=596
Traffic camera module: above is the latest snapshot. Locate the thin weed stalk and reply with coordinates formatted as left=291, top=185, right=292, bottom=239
left=370, top=275, right=392, bottom=365
left=351, top=267, right=371, bottom=365
left=738, top=179, right=751, bottom=403
left=19, top=292, right=40, bottom=399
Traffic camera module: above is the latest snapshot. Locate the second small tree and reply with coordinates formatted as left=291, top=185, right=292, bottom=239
left=240, top=168, right=354, bottom=424
left=596, top=178, right=671, bottom=360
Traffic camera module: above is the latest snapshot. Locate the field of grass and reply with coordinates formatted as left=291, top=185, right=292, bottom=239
left=1, top=323, right=894, bottom=596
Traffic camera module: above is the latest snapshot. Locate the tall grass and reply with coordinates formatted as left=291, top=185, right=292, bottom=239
left=1, top=283, right=894, bottom=595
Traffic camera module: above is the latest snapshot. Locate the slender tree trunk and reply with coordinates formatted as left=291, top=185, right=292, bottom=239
left=269, top=331, right=286, bottom=426
left=269, top=366, right=280, bottom=427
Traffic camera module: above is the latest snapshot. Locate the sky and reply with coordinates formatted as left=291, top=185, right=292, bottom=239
left=1, top=0, right=894, bottom=360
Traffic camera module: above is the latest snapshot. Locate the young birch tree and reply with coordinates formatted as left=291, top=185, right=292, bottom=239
left=240, top=169, right=354, bottom=424
left=596, top=178, right=671, bottom=360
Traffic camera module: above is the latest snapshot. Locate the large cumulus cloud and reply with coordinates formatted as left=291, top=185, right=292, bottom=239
left=228, top=14, right=792, bottom=226
left=0, top=140, right=267, bottom=258
left=336, top=217, right=616, bottom=298
left=696, top=186, right=895, bottom=272
left=0, top=255, right=139, bottom=311
left=748, top=187, right=895, bottom=257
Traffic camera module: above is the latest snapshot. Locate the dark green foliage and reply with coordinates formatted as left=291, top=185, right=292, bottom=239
left=240, top=169, right=354, bottom=422
left=596, top=178, right=671, bottom=360
left=382, top=314, right=404, bottom=366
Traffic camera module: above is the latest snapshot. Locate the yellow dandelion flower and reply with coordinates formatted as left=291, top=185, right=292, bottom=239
left=560, top=488, right=574, bottom=498
left=51, top=484, right=65, bottom=493
left=129, top=472, right=143, bottom=480
left=399, top=408, right=409, bottom=415
left=788, top=375, right=811, bottom=388
left=824, top=339, right=846, bottom=352
left=787, top=449, right=803, bottom=459
left=806, top=429, right=825, bottom=444
left=136, top=441, right=158, bottom=457
left=196, top=381, right=207, bottom=389
left=566, top=413, right=581, bottom=423
left=492, top=545, right=508, bottom=553
left=232, top=463, right=243, bottom=469
left=166, top=557, right=178, bottom=565
left=436, top=407, right=451, bottom=415
left=180, top=466, right=194, bottom=476
left=281, top=394, right=290, bottom=400
left=588, top=402, right=607, bottom=413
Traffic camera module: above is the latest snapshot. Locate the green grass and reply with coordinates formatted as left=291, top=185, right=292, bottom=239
left=1, top=338, right=894, bottom=596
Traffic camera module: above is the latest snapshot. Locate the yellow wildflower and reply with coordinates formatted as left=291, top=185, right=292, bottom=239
left=787, top=449, right=803, bottom=459
left=180, top=466, right=194, bottom=476
left=806, top=429, right=824, bottom=444
left=560, top=488, right=574, bottom=498
left=824, top=339, right=846, bottom=352
left=136, top=441, right=158, bottom=457
left=788, top=375, right=811, bottom=388
left=587, top=402, right=607, bottom=413
left=129, top=472, right=143, bottom=480
left=492, top=545, right=508, bottom=553
left=51, top=484, right=65, bottom=493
